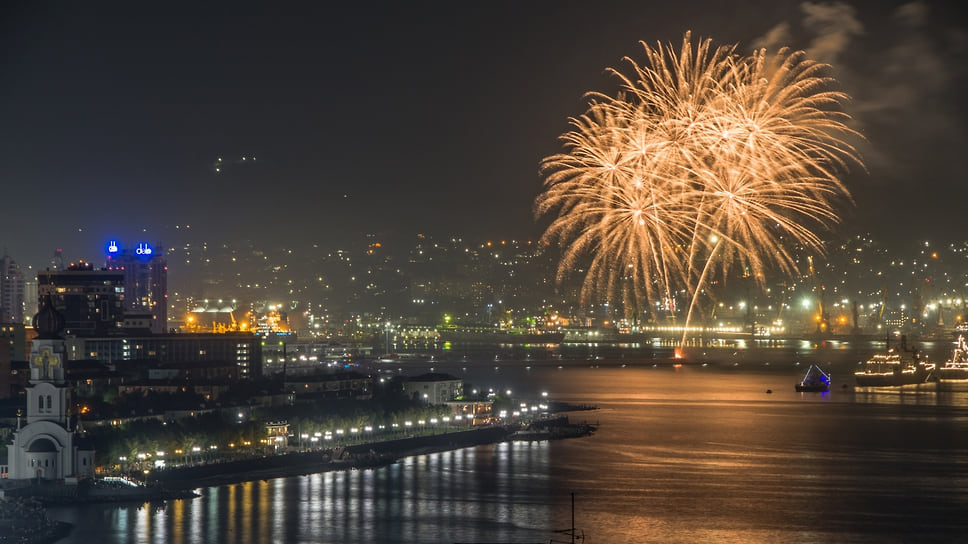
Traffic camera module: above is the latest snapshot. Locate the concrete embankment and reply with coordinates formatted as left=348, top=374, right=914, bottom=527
left=153, top=425, right=513, bottom=490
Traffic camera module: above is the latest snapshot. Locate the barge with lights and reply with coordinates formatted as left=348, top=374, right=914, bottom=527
left=937, top=335, right=968, bottom=381
left=854, top=336, right=935, bottom=387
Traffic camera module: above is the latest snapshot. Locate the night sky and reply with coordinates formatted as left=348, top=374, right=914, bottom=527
left=2, top=1, right=966, bottom=268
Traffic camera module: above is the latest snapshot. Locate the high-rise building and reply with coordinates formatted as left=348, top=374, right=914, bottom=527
left=105, top=240, right=168, bottom=334
left=22, top=278, right=37, bottom=324
left=50, top=248, right=64, bottom=271
left=37, top=262, right=125, bottom=337
left=0, top=253, right=25, bottom=323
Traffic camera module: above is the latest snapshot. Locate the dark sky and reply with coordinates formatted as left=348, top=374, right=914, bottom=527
left=2, top=1, right=966, bottom=268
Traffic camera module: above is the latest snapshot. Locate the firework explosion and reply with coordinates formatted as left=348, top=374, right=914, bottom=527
left=536, top=32, right=863, bottom=346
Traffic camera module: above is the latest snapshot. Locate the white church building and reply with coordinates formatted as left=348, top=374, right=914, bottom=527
left=4, top=297, right=95, bottom=482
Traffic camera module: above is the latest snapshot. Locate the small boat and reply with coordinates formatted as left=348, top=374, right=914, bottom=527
left=937, top=335, right=968, bottom=381
left=854, top=335, right=935, bottom=387
left=796, top=364, right=831, bottom=392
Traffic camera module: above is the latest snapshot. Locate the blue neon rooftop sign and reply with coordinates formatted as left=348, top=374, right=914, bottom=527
left=105, top=240, right=156, bottom=260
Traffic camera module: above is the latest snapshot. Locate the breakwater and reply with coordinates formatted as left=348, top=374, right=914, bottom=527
left=153, top=424, right=513, bottom=489
left=152, top=416, right=596, bottom=490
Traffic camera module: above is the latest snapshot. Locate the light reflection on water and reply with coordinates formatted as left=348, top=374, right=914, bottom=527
left=48, top=359, right=968, bottom=544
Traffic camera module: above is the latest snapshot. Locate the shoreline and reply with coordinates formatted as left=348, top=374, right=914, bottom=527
left=154, top=415, right=595, bottom=491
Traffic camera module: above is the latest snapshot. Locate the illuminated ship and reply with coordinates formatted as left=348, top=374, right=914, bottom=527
left=937, top=335, right=968, bottom=381
left=854, top=335, right=935, bottom=387
left=795, top=364, right=831, bottom=392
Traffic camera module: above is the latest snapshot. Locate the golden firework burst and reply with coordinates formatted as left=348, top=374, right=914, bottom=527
left=536, top=31, right=863, bottom=344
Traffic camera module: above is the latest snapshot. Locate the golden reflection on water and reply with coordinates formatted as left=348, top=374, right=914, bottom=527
left=100, top=442, right=548, bottom=543
left=46, top=360, right=968, bottom=543
left=170, top=494, right=184, bottom=544
left=153, top=499, right=166, bottom=543
left=257, top=479, right=269, bottom=543
left=135, top=502, right=149, bottom=540
left=226, top=482, right=235, bottom=540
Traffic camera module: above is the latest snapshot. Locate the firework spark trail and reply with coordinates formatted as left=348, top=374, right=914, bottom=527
left=536, top=31, right=863, bottom=347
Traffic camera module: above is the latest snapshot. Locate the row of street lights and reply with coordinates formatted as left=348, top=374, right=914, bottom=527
left=115, top=391, right=553, bottom=471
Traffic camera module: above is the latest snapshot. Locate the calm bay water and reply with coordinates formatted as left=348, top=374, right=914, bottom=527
left=48, top=342, right=968, bottom=543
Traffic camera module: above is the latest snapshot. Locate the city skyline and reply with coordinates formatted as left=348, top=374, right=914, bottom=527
left=2, top=1, right=967, bottom=268
left=5, top=229, right=968, bottom=341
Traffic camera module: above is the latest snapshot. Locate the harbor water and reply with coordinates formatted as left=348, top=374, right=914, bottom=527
left=47, top=341, right=968, bottom=543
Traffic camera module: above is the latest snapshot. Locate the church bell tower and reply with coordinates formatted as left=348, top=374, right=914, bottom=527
left=4, top=294, right=95, bottom=481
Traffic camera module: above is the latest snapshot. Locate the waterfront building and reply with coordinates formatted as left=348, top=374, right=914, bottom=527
left=403, top=373, right=463, bottom=404
left=37, top=263, right=125, bottom=337
left=261, top=335, right=373, bottom=376
left=105, top=241, right=168, bottom=334
left=442, top=399, right=493, bottom=422
left=4, top=297, right=95, bottom=482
